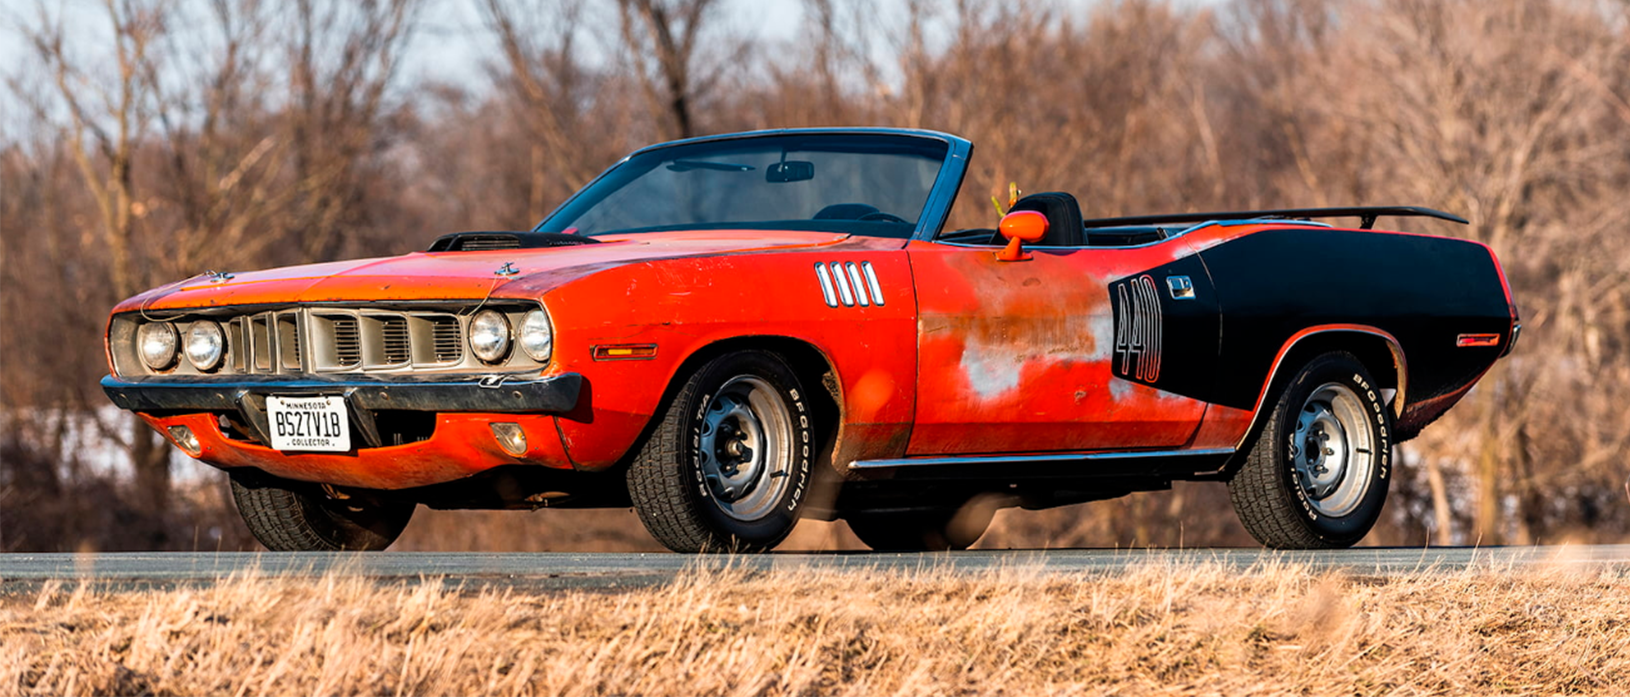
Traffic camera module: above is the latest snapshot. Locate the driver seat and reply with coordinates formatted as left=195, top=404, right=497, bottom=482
left=1011, top=192, right=1085, bottom=247
left=992, top=192, right=1085, bottom=247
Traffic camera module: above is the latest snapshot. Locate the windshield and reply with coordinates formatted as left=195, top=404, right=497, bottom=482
left=537, top=133, right=950, bottom=239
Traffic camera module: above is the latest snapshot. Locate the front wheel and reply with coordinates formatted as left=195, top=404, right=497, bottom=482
left=229, top=471, right=414, bottom=551
left=627, top=351, right=816, bottom=552
left=1229, top=351, right=1393, bottom=549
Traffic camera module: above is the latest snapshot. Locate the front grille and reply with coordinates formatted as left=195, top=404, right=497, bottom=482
left=381, top=317, right=411, bottom=364
left=429, top=316, right=463, bottom=363
left=332, top=317, right=361, bottom=367
left=118, top=304, right=542, bottom=377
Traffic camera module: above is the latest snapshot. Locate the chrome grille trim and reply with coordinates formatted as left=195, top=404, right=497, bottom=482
left=114, top=304, right=541, bottom=377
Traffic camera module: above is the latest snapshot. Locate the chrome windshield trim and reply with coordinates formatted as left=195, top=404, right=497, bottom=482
left=533, top=128, right=974, bottom=239
left=850, top=447, right=1236, bottom=469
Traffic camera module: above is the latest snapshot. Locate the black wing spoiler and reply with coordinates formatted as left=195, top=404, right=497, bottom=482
left=1081, top=206, right=1469, bottom=230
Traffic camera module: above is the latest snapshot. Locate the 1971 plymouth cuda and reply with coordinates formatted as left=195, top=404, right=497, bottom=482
left=102, top=128, right=1518, bottom=552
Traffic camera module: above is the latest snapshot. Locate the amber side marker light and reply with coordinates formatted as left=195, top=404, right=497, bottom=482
left=1457, top=333, right=1501, bottom=348
left=592, top=344, right=658, bottom=361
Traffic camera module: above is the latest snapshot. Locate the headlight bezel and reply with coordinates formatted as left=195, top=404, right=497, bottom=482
left=185, top=320, right=226, bottom=372
left=519, top=308, right=553, bottom=363
left=137, top=322, right=180, bottom=371
left=468, top=309, right=513, bottom=364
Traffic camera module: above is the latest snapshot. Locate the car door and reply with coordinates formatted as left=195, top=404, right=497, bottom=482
left=905, top=237, right=1218, bottom=455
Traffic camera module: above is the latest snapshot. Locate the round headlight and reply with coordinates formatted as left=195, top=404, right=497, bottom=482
left=469, top=310, right=512, bottom=363
left=519, top=308, right=552, bottom=363
left=185, top=321, right=226, bottom=371
left=137, top=322, right=179, bottom=370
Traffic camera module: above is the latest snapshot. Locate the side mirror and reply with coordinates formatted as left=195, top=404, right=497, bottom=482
left=995, top=210, right=1048, bottom=261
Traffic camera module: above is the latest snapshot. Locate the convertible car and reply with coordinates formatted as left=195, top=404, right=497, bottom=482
left=102, top=128, right=1518, bottom=552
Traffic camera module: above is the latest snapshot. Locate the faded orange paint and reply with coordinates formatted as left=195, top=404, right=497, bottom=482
left=905, top=238, right=1209, bottom=455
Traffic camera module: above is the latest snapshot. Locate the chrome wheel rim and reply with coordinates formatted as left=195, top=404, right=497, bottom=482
left=1290, top=382, right=1376, bottom=518
left=698, top=375, right=792, bottom=522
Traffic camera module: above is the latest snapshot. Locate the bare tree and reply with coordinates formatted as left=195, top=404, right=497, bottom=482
left=615, top=0, right=730, bottom=140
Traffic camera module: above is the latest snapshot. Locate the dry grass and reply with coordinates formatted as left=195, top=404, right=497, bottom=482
left=5, top=562, right=1628, bottom=696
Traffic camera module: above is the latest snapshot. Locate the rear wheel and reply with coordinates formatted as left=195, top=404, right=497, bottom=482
left=627, top=351, right=815, bottom=552
left=1229, top=352, right=1393, bottom=549
left=846, top=500, right=995, bottom=552
left=229, top=471, right=414, bottom=551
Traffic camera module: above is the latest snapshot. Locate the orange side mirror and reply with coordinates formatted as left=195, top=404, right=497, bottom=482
left=995, top=210, right=1048, bottom=261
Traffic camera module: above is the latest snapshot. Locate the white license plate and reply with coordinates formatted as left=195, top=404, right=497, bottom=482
left=266, top=396, right=351, bottom=452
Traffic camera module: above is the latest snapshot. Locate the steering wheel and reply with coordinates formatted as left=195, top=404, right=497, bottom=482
left=858, top=211, right=909, bottom=224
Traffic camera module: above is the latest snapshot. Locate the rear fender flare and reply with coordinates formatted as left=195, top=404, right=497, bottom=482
left=1237, top=325, right=1408, bottom=452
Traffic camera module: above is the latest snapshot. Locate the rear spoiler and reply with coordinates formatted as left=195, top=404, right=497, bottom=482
left=1081, top=206, right=1469, bottom=230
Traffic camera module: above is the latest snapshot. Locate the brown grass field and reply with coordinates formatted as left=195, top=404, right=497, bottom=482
left=5, top=561, right=1628, bottom=696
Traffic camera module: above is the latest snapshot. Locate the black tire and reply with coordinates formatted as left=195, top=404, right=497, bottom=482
left=846, top=503, right=994, bottom=552
left=1229, top=351, right=1393, bottom=549
left=229, top=471, right=414, bottom=551
left=627, top=350, right=815, bottom=552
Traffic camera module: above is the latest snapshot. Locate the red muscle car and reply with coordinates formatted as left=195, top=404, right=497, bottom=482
left=102, top=128, right=1518, bottom=552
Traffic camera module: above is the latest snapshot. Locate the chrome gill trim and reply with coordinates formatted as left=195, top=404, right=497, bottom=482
left=829, top=262, right=857, bottom=306
left=860, top=262, right=885, bottom=306
left=814, top=263, right=839, bottom=307
left=850, top=448, right=1236, bottom=470
left=844, top=262, right=871, bottom=306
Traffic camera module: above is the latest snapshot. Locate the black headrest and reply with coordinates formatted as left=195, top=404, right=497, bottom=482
left=812, top=203, right=881, bottom=220
left=1010, top=192, right=1084, bottom=247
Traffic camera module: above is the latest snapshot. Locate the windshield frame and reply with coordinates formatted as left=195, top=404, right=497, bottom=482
left=533, top=128, right=973, bottom=242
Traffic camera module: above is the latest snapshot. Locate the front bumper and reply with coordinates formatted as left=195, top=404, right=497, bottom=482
left=102, top=373, right=584, bottom=489
left=103, top=372, right=581, bottom=451
left=102, top=372, right=582, bottom=414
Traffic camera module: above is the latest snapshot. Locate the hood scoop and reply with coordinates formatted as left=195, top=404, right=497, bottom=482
left=428, top=231, right=601, bottom=253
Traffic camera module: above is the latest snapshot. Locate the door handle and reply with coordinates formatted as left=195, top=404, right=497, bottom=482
left=1167, top=275, right=1195, bottom=300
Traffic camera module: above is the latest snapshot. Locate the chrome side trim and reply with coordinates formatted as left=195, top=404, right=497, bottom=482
left=860, top=262, right=885, bottom=306
left=931, top=220, right=1331, bottom=250
left=814, top=263, right=839, bottom=307
left=850, top=447, right=1236, bottom=470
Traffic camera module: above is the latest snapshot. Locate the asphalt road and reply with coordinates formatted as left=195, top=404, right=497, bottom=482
left=2, top=545, right=1626, bottom=592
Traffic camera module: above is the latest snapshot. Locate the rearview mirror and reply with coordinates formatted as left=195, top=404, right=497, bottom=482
left=766, top=160, right=814, bottom=183
left=995, top=210, right=1048, bottom=261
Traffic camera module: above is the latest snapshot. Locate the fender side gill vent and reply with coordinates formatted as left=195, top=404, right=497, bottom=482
left=814, top=261, right=885, bottom=308
left=428, top=231, right=603, bottom=252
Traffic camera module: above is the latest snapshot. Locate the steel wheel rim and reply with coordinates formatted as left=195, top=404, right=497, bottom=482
left=697, top=375, right=792, bottom=522
left=1290, top=382, right=1376, bottom=518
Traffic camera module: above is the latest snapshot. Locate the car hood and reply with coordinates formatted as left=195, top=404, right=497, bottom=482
left=115, top=230, right=865, bottom=313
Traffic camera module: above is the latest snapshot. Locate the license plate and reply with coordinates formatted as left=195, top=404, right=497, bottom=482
left=266, top=396, right=351, bottom=452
